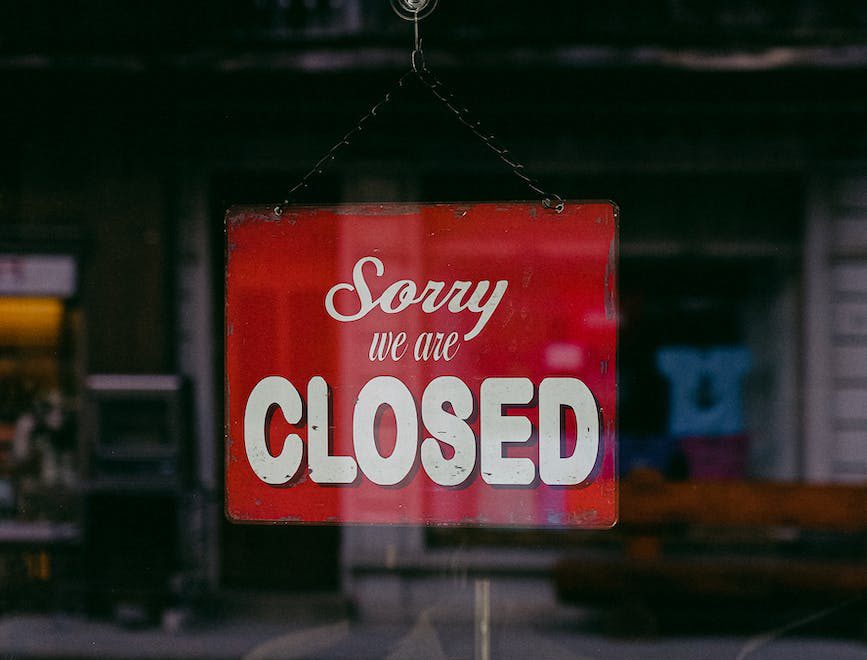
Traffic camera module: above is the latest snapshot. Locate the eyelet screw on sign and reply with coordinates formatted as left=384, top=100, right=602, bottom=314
left=543, top=195, right=566, bottom=214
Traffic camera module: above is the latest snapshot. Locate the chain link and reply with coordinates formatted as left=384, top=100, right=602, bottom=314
left=277, top=51, right=564, bottom=214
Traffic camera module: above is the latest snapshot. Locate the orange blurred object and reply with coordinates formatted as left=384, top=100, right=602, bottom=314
left=0, top=298, right=64, bottom=348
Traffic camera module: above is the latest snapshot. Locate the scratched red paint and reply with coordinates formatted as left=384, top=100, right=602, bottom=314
left=225, top=202, right=618, bottom=527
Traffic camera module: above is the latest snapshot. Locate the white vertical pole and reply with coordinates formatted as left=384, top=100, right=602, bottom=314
left=474, top=578, right=491, bottom=660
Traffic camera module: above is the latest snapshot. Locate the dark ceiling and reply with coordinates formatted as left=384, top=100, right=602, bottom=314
left=1, top=1, right=867, bottom=55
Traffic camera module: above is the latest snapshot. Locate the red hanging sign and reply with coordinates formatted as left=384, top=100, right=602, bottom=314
left=225, top=202, right=618, bottom=527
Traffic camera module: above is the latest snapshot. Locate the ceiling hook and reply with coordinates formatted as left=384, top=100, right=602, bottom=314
left=390, top=0, right=439, bottom=22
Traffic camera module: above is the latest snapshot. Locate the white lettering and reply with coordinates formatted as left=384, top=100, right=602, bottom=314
left=307, top=376, right=358, bottom=484
left=480, top=378, right=535, bottom=486
left=369, top=331, right=408, bottom=362
left=324, top=256, right=381, bottom=322
left=413, top=331, right=460, bottom=362
left=242, top=375, right=603, bottom=489
left=353, top=376, right=418, bottom=486
left=420, top=376, right=475, bottom=487
left=447, top=280, right=509, bottom=341
left=325, top=256, right=508, bottom=341
left=538, top=378, right=600, bottom=486
left=244, top=376, right=304, bottom=485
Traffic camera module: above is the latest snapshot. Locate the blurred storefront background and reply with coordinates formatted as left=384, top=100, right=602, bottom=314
left=0, top=0, right=866, bottom=656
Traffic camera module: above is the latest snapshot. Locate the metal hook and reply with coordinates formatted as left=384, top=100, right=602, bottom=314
left=411, top=46, right=426, bottom=73
left=408, top=3, right=427, bottom=73
left=390, top=0, right=439, bottom=21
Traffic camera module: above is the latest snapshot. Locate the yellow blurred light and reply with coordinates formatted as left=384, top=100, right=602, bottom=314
left=0, top=297, right=64, bottom=347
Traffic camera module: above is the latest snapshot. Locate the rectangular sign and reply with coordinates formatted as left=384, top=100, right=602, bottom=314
left=0, top=254, right=77, bottom=298
left=226, top=202, right=617, bottom=527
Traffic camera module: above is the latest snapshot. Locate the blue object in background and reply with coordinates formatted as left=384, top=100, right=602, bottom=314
left=656, top=346, right=752, bottom=438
